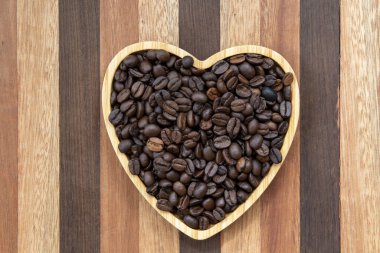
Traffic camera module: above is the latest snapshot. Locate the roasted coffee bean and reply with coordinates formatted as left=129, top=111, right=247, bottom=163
left=237, top=190, right=249, bottom=203
left=172, top=158, right=187, bottom=172
left=235, top=84, right=252, bottom=98
left=143, top=124, right=161, bottom=137
left=226, top=117, right=241, bottom=139
left=189, top=206, right=204, bottom=217
left=147, top=137, right=164, bottom=152
left=192, top=182, right=207, bottom=199
left=198, top=216, right=209, bottom=230
left=249, top=134, right=263, bottom=150
left=212, top=60, right=229, bottom=75
left=183, top=215, right=198, bottom=229
left=256, top=143, right=270, bottom=156
left=249, top=75, right=265, bottom=87
left=204, top=211, right=218, bottom=224
left=214, top=136, right=232, bottom=149
left=177, top=195, right=190, bottom=211
left=212, top=113, right=230, bottom=126
left=280, top=101, right=292, bottom=118
left=205, top=161, right=218, bottom=178
left=262, top=87, right=277, bottom=101
left=173, top=181, right=187, bottom=196
left=283, top=72, right=294, bottom=86
left=229, top=143, right=243, bottom=159
left=231, top=99, right=246, bottom=112
left=213, top=207, right=225, bottom=221
left=128, top=159, right=140, bottom=175
left=169, top=191, right=179, bottom=206
left=269, top=148, right=282, bottom=164
left=152, top=76, right=168, bottom=90
left=182, top=56, right=194, bottom=69
left=156, top=199, right=173, bottom=212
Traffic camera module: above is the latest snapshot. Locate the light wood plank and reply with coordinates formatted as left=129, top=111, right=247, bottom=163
left=220, top=1, right=262, bottom=252
left=0, top=0, right=18, bottom=252
left=259, top=1, right=300, bottom=253
left=100, top=0, right=140, bottom=252
left=138, top=0, right=180, bottom=251
left=340, top=0, right=380, bottom=252
left=17, top=0, right=59, bottom=252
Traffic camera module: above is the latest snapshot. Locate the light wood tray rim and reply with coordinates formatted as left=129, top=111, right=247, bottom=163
left=102, top=41, right=300, bottom=240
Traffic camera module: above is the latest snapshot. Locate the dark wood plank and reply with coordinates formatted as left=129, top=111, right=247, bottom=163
left=300, top=0, right=340, bottom=252
left=179, top=0, right=220, bottom=252
left=99, top=0, right=140, bottom=252
left=0, top=0, right=17, bottom=252
left=59, top=0, right=100, bottom=252
left=179, top=0, right=220, bottom=60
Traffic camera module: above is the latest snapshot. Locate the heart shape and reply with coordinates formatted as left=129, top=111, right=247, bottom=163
left=102, top=42, right=299, bottom=240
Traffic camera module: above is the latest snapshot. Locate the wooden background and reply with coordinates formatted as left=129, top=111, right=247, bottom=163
left=0, top=0, right=379, bottom=252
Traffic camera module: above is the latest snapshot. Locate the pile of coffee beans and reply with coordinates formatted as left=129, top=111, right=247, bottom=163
left=109, top=49, right=293, bottom=230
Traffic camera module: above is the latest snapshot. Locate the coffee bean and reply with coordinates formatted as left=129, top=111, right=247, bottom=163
left=212, top=60, right=229, bottom=75
left=143, top=124, right=161, bottom=137
left=283, top=72, right=294, bottom=86
left=213, top=207, right=225, bottom=221
left=193, top=182, right=207, bottom=199
left=256, top=143, right=270, bottom=156
left=183, top=215, right=198, bottom=229
left=147, top=137, right=164, bottom=152
left=249, top=134, right=263, bottom=150
left=172, top=158, right=187, bottom=172
left=238, top=62, right=255, bottom=79
left=229, top=143, right=243, bottom=159
left=128, top=158, right=140, bottom=175
left=198, top=216, right=209, bottom=230
left=231, top=99, right=246, bottom=112
left=262, top=87, right=277, bottom=101
left=212, top=113, right=230, bottom=126
left=156, top=199, right=173, bottom=212
left=270, top=148, right=282, bottom=164
left=177, top=195, right=190, bottom=210
left=182, top=56, right=194, bottom=69
left=173, top=181, right=187, bottom=196
left=214, top=136, right=232, bottom=149
left=280, top=101, right=292, bottom=118
left=169, top=191, right=179, bottom=206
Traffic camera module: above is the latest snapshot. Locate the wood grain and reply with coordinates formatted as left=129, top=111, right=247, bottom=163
left=220, top=1, right=262, bottom=252
left=59, top=0, right=100, bottom=252
left=17, top=0, right=59, bottom=252
left=138, top=1, right=180, bottom=252
left=259, top=1, right=300, bottom=253
left=0, top=0, right=17, bottom=252
left=300, top=0, right=340, bottom=252
left=340, top=0, right=380, bottom=252
left=179, top=1, right=220, bottom=249
left=179, top=0, right=220, bottom=60
left=100, top=0, right=140, bottom=252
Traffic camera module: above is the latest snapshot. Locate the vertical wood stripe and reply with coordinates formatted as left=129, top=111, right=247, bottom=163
left=100, top=0, right=139, bottom=252
left=179, top=0, right=220, bottom=252
left=18, top=0, right=60, bottom=252
left=138, top=1, right=180, bottom=253
left=259, top=1, right=300, bottom=252
left=59, top=0, right=100, bottom=252
left=340, top=0, right=380, bottom=252
left=300, top=0, right=340, bottom=252
left=220, top=1, right=262, bottom=252
left=0, top=0, right=17, bottom=252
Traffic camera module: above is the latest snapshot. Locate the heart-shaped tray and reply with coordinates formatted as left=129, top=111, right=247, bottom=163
left=102, top=41, right=299, bottom=240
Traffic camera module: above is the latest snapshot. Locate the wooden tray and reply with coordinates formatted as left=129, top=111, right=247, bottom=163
left=102, top=41, right=300, bottom=240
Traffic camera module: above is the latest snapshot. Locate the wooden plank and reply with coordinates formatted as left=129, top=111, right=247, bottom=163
left=259, top=1, right=300, bottom=253
left=0, top=0, right=17, bottom=252
left=179, top=0, right=220, bottom=60
left=138, top=1, right=180, bottom=252
left=17, top=0, right=59, bottom=252
left=300, top=0, right=340, bottom=252
left=99, top=0, right=140, bottom=252
left=179, top=0, right=220, bottom=251
left=340, top=0, right=380, bottom=252
left=59, top=0, right=100, bottom=252
left=219, top=1, right=262, bottom=252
